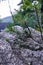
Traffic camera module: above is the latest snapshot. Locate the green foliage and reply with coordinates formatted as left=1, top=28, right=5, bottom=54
left=7, top=23, right=15, bottom=32
left=14, top=0, right=40, bottom=28
left=14, top=0, right=42, bottom=29
left=14, top=8, right=36, bottom=28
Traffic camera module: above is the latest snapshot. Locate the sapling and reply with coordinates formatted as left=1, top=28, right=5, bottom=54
left=32, top=1, right=43, bottom=40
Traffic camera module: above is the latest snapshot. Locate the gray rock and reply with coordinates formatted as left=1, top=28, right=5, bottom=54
left=24, top=27, right=43, bottom=43
left=0, top=27, right=43, bottom=65
left=20, top=38, right=40, bottom=50
left=0, top=31, right=17, bottom=43
left=0, top=39, right=12, bottom=65
left=0, top=39, right=26, bottom=65
left=12, top=25, right=24, bottom=34
left=29, top=27, right=43, bottom=43
left=21, top=49, right=43, bottom=65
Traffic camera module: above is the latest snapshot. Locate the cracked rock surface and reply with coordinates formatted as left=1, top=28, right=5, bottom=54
left=0, top=27, right=43, bottom=65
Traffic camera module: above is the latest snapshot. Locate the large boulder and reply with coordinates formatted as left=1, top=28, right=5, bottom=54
left=12, top=25, right=24, bottom=34
left=24, top=27, right=43, bottom=43
left=0, top=39, right=27, bottom=65
left=0, top=27, right=43, bottom=65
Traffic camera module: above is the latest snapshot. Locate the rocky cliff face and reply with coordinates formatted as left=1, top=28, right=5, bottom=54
left=0, top=27, right=43, bottom=65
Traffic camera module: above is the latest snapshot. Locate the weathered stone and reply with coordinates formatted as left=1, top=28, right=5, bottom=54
left=0, top=27, right=43, bottom=65
left=29, top=27, right=43, bottom=43
left=12, top=25, right=24, bottom=34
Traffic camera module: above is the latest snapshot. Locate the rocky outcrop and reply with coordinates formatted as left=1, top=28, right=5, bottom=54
left=0, top=27, right=43, bottom=65
left=29, top=27, right=43, bottom=43
left=12, top=25, right=24, bottom=34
